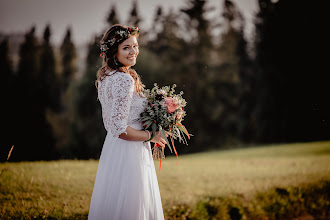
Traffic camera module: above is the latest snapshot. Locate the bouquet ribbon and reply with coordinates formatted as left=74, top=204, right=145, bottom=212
left=155, top=123, right=190, bottom=171
left=154, top=143, right=164, bottom=171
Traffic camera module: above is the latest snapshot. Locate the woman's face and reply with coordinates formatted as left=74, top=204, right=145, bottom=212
left=116, top=35, right=139, bottom=68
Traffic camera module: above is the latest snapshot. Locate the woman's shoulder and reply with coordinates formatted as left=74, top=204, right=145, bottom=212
left=111, top=71, right=134, bottom=84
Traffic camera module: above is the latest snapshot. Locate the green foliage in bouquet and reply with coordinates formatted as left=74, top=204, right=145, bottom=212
left=140, top=84, right=191, bottom=163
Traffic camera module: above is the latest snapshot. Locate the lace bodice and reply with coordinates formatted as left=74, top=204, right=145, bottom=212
left=97, top=70, right=147, bottom=138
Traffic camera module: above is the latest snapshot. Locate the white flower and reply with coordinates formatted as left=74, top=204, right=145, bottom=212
left=157, top=89, right=167, bottom=96
left=118, top=30, right=126, bottom=36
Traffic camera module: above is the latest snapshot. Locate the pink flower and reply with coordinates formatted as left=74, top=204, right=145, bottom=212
left=165, top=97, right=179, bottom=113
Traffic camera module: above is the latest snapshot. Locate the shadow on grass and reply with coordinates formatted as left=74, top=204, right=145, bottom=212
left=1, top=181, right=329, bottom=220
left=165, top=180, right=330, bottom=220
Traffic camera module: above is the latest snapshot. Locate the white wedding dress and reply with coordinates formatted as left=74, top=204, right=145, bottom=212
left=88, top=70, right=164, bottom=220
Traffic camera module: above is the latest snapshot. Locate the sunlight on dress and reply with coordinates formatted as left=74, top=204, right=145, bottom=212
left=88, top=71, right=164, bottom=220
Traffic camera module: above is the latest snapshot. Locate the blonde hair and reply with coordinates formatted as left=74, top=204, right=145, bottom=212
left=96, top=24, right=145, bottom=95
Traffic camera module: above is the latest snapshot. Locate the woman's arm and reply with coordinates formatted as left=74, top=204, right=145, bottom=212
left=108, top=73, right=166, bottom=147
left=119, top=126, right=166, bottom=147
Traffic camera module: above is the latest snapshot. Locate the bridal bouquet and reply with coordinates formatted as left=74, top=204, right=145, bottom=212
left=140, top=84, right=191, bottom=170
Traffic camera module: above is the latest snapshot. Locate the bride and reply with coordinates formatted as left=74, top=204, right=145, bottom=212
left=88, top=24, right=165, bottom=220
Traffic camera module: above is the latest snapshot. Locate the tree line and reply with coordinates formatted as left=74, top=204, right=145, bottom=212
left=1, top=0, right=328, bottom=161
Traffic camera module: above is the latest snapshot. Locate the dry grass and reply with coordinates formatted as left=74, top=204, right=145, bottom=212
left=157, top=141, right=330, bottom=209
left=0, top=141, right=329, bottom=219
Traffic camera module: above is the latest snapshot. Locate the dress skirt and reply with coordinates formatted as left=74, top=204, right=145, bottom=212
left=88, top=131, right=164, bottom=220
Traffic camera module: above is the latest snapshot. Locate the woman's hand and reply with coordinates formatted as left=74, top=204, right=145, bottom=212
left=119, top=127, right=167, bottom=147
left=150, top=131, right=167, bottom=147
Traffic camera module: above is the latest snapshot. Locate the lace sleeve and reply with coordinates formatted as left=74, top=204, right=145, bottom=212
left=109, top=73, right=134, bottom=137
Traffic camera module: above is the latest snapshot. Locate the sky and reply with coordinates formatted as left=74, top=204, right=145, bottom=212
left=0, top=0, right=258, bottom=46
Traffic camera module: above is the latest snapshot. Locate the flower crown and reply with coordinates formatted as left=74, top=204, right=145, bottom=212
left=100, top=27, right=140, bottom=57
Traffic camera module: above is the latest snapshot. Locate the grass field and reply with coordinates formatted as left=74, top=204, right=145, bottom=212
left=1, top=141, right=329, bottom=219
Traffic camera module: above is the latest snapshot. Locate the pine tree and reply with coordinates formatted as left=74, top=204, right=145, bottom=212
left=180, top=0, right=215, bottom=149
left=210, top=0, right=254, bottom=145
left=236, top=27, right=256, bottom=143
left=0, top=38, right=13, bottom=101
left=60, top=27, right=77, bottom=93
left=253, top=0, right=327, bottom=143
left=45, top=27, right=77, bottom=158
left=148, top=6, right=163, bottom=42
left=69, top=36, right=105, bottom=159
left=127, top=0, right=142, bottom=27
left=148, top=9, right=181, bottom=55
left=39, top=24, right=60, bottom=110
left=0, top=38, right=15, bottom=160
left=127, top=0, right=146, bottom=45
left=14, top=26, right=56, bottom=161
left=0, top=38, right=12, bottom=81
left=106, top=4, right=120, bottom=26
left=137, top=8, right=184, bottom=92
left=17, top=27, right=39, bottom=81
left=181, top=0, right=213, bottom=59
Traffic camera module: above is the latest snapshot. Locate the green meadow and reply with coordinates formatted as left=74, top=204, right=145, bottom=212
left=1, top=141, right=329, bottom=219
